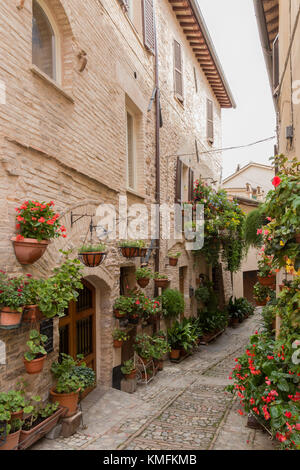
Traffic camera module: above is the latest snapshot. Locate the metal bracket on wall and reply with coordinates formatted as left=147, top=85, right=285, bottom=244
left=70, top=212, right=95, bottom=228
left=141, top=239, right=158, bottom=265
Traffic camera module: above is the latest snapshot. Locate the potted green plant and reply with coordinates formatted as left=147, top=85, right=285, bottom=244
left=0, top=411, right=22, bottom=451
left=152, top=337, right=171, bottom=371
left=19, top=400, right=65, bottom=450
left=23, top=329, right=48, bottom=375
left=167, top=320, right=197, bottom=360
left=253, top=283, right=275, bottom=307
left=50, top=354, right=96, bottom=417
left=11, top=200, right=66, bottom=265
left=133, top=334, right=154, bottom=364
left=153, top=272, right=169, bottom=289
left=22, top=277, right=44, bottom=323
left=257, top=253, right=276, bottom=287
left=78, top=243, right=107, bottom=268
left=168, top=251, right=181, bottom=267
left=113, top=296, right=134, bottom=319
left=0, top=273, right=27, bottom=328
left=112, top=329, right=129, bottom=348
left=121, top=360, right=137, bottom=380
left=160, top=288, right=184, bottom=319
left=35, top=252, right=84, bottom=319
left=135, top=267, right=153, bottom=288
left=0, top=390, right=34, bottom=425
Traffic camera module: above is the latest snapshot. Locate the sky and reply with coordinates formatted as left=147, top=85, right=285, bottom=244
left=198, top=0, right=277, bottom=179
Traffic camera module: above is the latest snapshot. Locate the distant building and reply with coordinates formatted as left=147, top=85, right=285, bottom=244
left=223, top=162, right=274, bottom=304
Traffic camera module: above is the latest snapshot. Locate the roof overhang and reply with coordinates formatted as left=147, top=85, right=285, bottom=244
left=253, top=0, right=279, bottom=91
left=168, top=0, right=236, bottom=109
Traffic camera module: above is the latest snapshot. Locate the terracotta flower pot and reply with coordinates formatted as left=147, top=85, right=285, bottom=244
left=114, top=309, right=126, bottom=319
left=295, top=233, right=300, bottom=243
left=79, top=252, right=106, bottom=268
left=24, top=355, right=46, bottom=375
left=255, top=299, right=267, bottom=307
left=169, top=257, right=178, bottom=267
left=154, top=279, right=169, bottom=289
left=23, top=305, right=43, bottom=323
left=170, top=349, right=180, bottom=360
left=9, top=410, right=24, bottom=423
left=49, top=388, right=79, bottom=418
left=120, top=246, right=139, bottom=258
left=11, top=237, right=50, bottom=265
left=137, top=278, right=150, bottom=288
left=124, top=369, right=137, bottom=380
left=113, top=339, right=123, bottom=348
left=0, top=307, right=22, bottom=327
left=0, top=429, right=21, bottom=451
left=258, top=275, right=276, bottom=287
left=19, top=406, right=66, bottom=450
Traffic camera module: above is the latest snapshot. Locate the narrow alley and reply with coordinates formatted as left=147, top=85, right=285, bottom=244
left=32, top=312, right=276, bottom=451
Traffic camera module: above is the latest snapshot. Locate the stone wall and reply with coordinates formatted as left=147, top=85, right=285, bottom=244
left=0, top=0, right=223, bottom=394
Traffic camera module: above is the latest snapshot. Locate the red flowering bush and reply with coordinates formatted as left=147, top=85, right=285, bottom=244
left=14, top=200, right=67, bottom=241
left=227, top=332, right=300, bottom=450
left=0, top=271, right=32, bottom=311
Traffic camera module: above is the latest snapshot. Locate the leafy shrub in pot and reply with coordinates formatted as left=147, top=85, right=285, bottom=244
left=24, top=329, right=48, bottom=375
left=160, top=289, right=184, bottom=319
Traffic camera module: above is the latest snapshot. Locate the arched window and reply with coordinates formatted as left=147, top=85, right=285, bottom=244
left=32, top=0, right=61, bottom=83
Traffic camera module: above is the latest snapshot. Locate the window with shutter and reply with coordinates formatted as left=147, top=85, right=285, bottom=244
left=273, top=35, right=279, bottom=93
left=174, top=40, right=183, bottom=103
left=175, top=157, right=182, bottom=203
left=188, top=168, right=194, bottom=202
left=126, top=111, right=135, bottom=190
left=207, top=99, right=214, bottom=143
left=142, top=0, right=155, bottom=54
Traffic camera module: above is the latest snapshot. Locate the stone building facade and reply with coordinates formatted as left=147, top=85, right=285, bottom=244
left=0, top=0, right=234, bottom=398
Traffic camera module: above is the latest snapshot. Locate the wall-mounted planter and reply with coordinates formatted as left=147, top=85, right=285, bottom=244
left=168, top=257, right=178, bottom=266
left=137, top=278, right=150, bottom=288
left=154, top=279, right=169, bottom=289
left=23, top=305, right=44, bottom=323
left=11, top=237, right=50, bottom=265
left=24, top=355, right=46, bottom=375
left=0, top=307, right=22, bottom=329
left=138, top=248, right=147, bottom=257
left=258, top=275, right=276, bottom=287
left=113, top=339, right=123, bottom=348
left=114, top=309, right=127, bottom=319
left=79, top=252, right=107, bottom=268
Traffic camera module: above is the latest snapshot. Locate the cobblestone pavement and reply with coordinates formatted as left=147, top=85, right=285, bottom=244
left=32, top=311, right=277, bottom=451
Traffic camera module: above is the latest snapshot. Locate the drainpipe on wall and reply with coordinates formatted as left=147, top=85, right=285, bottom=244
left=153, top=12, right=161, bottom=295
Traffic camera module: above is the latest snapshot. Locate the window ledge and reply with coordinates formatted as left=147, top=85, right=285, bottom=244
left=126, top=188, right=146, bottom=200
left=30, top=65, right=74, bottom=103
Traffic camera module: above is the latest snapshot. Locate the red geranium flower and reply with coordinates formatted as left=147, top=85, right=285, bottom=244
left=272, top=176, right=281, bottom=187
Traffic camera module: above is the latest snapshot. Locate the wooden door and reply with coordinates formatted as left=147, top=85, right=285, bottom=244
left=243, top=271, right=258, bottom=305
left=59, top=280, right=96, bottom=385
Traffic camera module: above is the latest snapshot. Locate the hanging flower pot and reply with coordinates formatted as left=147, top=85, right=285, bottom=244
left=258, top=275, right=276, bottom=287
left=168, top=257, right=178, bottom=267
left=11, top=237, right=50, bottom=265
left=0, top=307, right=22, bottom=328
left=114, top=309, right=127, bottom=319
left=78, top=243, right=107, bottom=268
left=137, top=278, right=150, bottom=288
left=23, top=305, right=44, bottom=323
left=154, top=278, right=169, bottom=289
left=113, top=339, right=123, bottom=348
left=138, top=248, right=147, bottom=258
left=119, top=246, right=139, bottom=258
